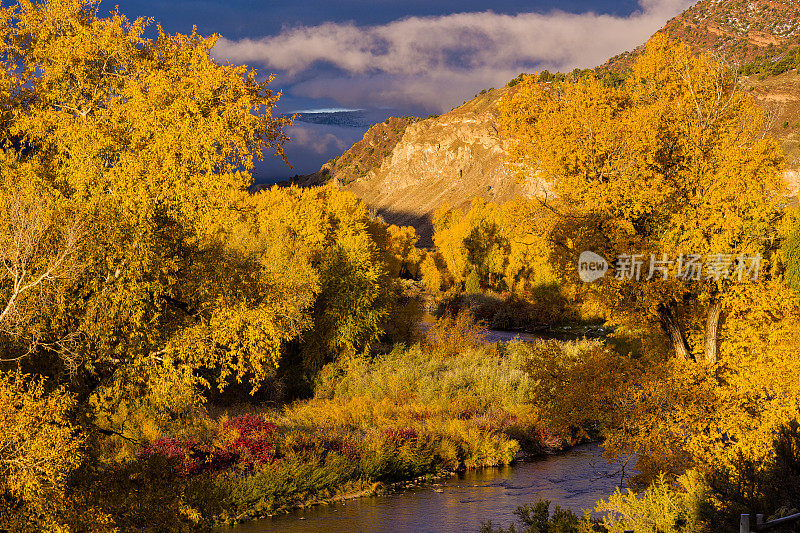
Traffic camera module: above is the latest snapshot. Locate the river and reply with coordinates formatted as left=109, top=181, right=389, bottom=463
left=222, top=443, right=630, bottom=533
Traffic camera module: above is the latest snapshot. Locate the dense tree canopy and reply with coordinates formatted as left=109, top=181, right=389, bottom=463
left=504, top=36, right=800, bottom=517
left=500, top=34, right=786, bottom=362
left=432, top=198, right=554, bottom=295
left=4, top=2, right=800, bottom=529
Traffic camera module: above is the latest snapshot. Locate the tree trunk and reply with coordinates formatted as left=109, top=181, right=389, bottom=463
left=704, top=299, right=722, bottom=363
left=658, top=303, right=691, bottom=360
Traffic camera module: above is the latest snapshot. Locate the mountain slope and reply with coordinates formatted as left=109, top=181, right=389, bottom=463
left=301, top=89, right=531, bottom=243
left=299, top=116, right=417, bottom=188
left=663, top=0, right=800, bottom=59
left=604, top=0, right=800, bottom=70
left=747, top=69, right=800, bottom=171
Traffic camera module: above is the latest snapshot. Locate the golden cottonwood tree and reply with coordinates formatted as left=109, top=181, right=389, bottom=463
left=0, top=174, right=84, bottom=372
left=432, top=198, right=554, bottom=294
left=527, top=281, right=800, bottom=493
left=0, top=0, right=317, bottom=526
left=385, top=225, right=424, bottom=279
left=500, top=34, right=785, bottom=362
left=246, top=185, right=393, bottom=370
left=433, top=199, right=510, bottom=288
left=597, top=280, right=800, bottom=489
left=507, top=37, right=800, bottom=508
left=0, top=372, right=93, bottom=530
left=0, top=0, right=295, bottom=386
left=0, top=1, right=404, bottom=528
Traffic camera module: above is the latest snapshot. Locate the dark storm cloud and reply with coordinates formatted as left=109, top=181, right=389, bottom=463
left=111, top=0, right=648, bottom=40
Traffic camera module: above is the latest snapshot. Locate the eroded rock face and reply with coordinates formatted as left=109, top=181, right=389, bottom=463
left=303, top=88, right=532, bottom=244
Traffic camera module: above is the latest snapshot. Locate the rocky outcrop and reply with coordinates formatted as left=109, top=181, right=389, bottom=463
left=301, top=88, right=533, bottom=244
left=299, top=116, right=417, bottom=188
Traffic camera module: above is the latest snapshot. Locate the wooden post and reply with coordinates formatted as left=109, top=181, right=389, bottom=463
left=741, top=514, right=751, bottom=533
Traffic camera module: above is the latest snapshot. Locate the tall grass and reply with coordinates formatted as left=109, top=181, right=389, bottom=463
left=315, top=341, right=534, bottom=408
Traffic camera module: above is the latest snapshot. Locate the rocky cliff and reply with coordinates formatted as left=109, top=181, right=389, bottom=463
left=301, top=88, right=530, bottom=244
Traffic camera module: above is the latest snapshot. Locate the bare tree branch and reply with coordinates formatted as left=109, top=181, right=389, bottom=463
left=0, top=193, right=85, bottom=366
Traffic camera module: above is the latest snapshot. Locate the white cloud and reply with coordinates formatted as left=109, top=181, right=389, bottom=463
left=213, top=0, right=694, bottom=111
left=284, top=125, right=350, bottom=155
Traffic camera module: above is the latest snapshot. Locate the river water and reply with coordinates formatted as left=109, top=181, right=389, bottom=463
left=223, top=443, right=630, bottom=533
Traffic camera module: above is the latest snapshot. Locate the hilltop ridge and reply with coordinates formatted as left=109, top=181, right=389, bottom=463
left=605, top=0, right=800, bottom=70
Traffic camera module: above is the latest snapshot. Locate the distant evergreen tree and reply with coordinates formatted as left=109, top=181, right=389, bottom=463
left=465, top=269, right=481, bottom=294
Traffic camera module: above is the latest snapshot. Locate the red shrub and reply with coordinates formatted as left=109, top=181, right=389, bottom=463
left=338, top=439, right=363, bottom=460
left=221, top=414, right=279, bottom=467
left=138, top=415, right=282, bottom=477
left=457, top=406, right=480, bottom=420
left=222, top=413, right=277, bottom=439
left=381, top=427, right=418, bottom=445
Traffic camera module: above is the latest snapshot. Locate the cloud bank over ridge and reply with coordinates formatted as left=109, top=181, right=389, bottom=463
left=213, top=0, right=694, bottom=112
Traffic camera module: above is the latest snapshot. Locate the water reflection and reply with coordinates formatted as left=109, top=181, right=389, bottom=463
left=223, top=443, right=630, bottom=533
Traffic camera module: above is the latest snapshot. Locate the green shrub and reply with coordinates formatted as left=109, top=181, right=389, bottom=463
left=466, top=269, right=482, bottom=293
left=212, top=452, right=360, bottom=519
left=480, top=499, right=586, bottom=532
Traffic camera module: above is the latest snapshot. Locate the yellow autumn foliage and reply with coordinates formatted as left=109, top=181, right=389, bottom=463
left=0, top=371, right=92, bottom=530
left=0, top=1, right=406, bottom=527
left=432, top=198, right=555, bottom=294
left=500, top=34, right=786, bottom=363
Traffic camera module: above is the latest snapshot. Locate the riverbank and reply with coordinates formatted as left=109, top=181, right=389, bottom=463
left=207, top=341, right=561, bottom=525
left=217, top=438, right=570, bottom=525
left=220, top=444, right=624, bottom=533
left=245, top=468, right=456, bottom=519
left=128, top=337, right=603, bottom=529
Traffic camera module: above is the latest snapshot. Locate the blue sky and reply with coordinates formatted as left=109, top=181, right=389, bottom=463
left=107, top=0, right=694, bottom=181
left=113, top=1, right=646, bottom=40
